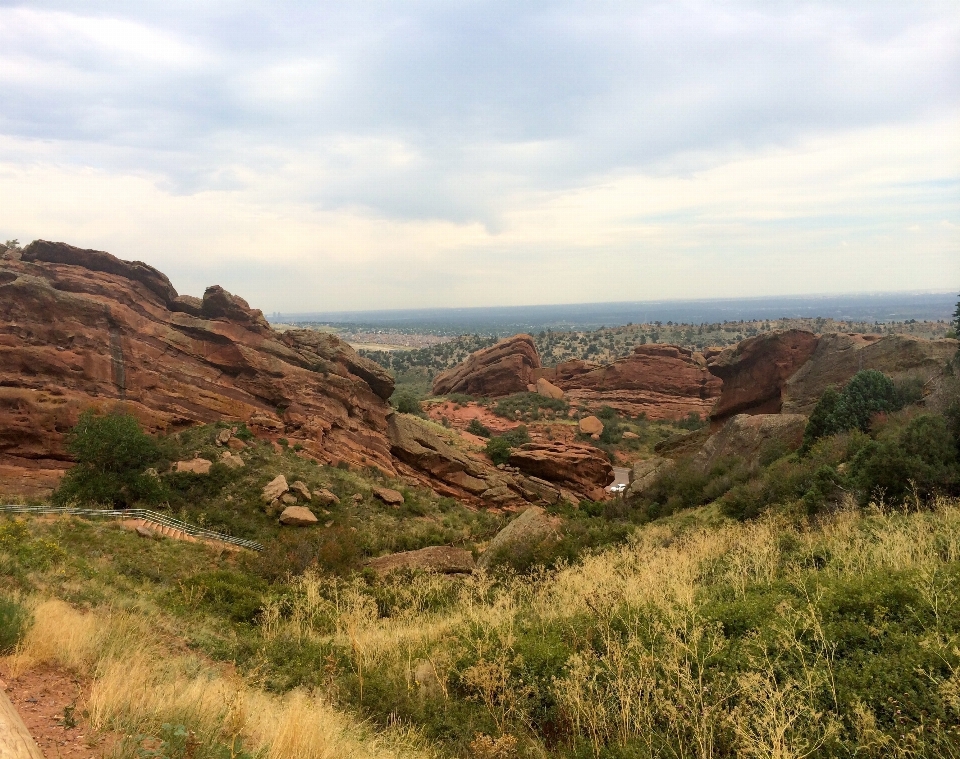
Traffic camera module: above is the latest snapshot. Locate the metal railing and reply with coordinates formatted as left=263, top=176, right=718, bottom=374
left=0, top=505, right=264, bottom=551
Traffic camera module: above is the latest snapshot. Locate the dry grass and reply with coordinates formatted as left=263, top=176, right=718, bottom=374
left=6, top=599, right=430, bottom=759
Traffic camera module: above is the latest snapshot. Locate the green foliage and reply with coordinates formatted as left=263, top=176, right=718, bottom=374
left=491, top=392, right=568, bottom=422
left=175, top=570, right=267, bottom=624
left=485, top=436, right=513, bottom=466
left=801, top=370, right=905, bottom=453
left=675, top=411, right=706, bottom=431
left=850, top=414, right=959, bottom=504
left=53, top=410, right=164, bottom=507
left=392, top=390, right=424, bottom=415
left=954, top=294, right=960, bottom=334
left=466, top=418, right=492, bottom=437
left=0, top=594, right=28, bottom=653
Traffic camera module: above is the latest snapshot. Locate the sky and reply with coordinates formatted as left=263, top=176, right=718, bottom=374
left=1, top=1, right=958, bottom=313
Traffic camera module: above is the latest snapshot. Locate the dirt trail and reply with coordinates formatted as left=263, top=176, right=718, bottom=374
left=0, top=664, right=118, bottom=759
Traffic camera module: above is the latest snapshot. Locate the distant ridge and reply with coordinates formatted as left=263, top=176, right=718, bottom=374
left=272, top=291, right=957, bottom=335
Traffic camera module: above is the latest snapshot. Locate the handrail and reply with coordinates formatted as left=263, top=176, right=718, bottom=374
left=0, top=505, right=264, bottom=551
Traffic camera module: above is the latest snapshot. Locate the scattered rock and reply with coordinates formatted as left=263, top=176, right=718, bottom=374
left=536, top=377, right=565, bottom=400
left=352, top=493, right=364, bottom=503
left=227, top=437, right=247, bottom=450
left=279, top=506, right=318, bottom=526
left=373, top=486, right=404, bottom=506
left=432, top=334, right=542, bottom=397
left=526, top=384, right=537, bottom=392
left=367, top=546, right=476, bottom=576
left=622, top=431, right=639, bottom=440
left=220, top=451, right=245, bottom=469
left=174, top=458, right=212, bottom=475
left=135, top=525, right=156, bottom=539
left=215, top=429, right=232, bottom=446
left=479, top=507, right=562, bottom=569
left=290, top=480, right=312, bottom=500
left=314, top=488, right=340, bottom=506
left=578, top=416, right=604, bottom=435
left=281, top=493, right=297, bottom=505
left=262, top=474, right=289, bottom=502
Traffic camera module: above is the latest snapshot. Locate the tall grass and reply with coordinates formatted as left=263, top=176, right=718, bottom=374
left=6, top=599, right=429, bottom=759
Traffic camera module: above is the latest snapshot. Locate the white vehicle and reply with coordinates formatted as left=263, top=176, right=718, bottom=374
left=608, top=483, right=627, bottom=493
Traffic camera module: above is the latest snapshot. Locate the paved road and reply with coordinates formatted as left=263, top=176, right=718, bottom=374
left=607, top=466, right=631, bottom=491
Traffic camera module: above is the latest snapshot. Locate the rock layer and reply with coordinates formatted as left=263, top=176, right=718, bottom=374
left=508, top=442, right=615, bottom=501
left=0, top=240, right=397, bottom=494
left=538, top=345, right=721, bottom=421
left=432, top=335, right=541, bottom=397
left=693, top=414, right=808, bottom=470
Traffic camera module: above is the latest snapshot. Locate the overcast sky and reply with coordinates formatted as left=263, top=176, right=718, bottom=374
left=1, top=1, right=958, bottom=313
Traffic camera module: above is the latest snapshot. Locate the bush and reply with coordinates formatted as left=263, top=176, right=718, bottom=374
left=393, top=391, right=423, bottom=415
left=466, top=418, right=492, bottom=437
left=53, top=410, right=165, bottom=507
left=490, top=392, right=567, bottom=422
left=0, top=595, right=28, bottom=653
left=802, top=370, right=905, bottom=453
left=850, top=414, right=959, bottom=504
left=485, top=437, right=513, bottom=466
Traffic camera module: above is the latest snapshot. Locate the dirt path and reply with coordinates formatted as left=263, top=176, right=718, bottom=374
left=0, top=665, right=118, bottom=759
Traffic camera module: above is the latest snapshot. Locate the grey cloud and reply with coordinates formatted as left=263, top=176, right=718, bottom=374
left=0, top=0, right=957, bottom=222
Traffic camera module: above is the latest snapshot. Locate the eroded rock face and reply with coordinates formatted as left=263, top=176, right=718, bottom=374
left=707, top=330, right=820, bottom=422
left=478, top=506, right=562, bottom=569
left=0, top=241, right=398, bottom=495
left=781, top=334, right=959, bottom=415
left=693, top=414, right=808, bottom=471
left=367, top=546, right=476, bottom=576
left=432, top=334, right=541, bottom=397
left=508, top=442, right=615, bottom=501
left=540, top=345, right=722, bottom=421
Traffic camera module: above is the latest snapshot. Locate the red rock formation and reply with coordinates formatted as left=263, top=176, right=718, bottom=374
left=432, top=334, right=541, bottom=397
left=540, top=344, right=722, bottom=421
left=508, top=442, right=615, bottom=501
left=0, top=240, right=398, bottom=495
left=706, top=330, right=820, bottom=422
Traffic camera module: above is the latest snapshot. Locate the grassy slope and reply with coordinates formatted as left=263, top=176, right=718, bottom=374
left=5, top=492, right=960, bottom=757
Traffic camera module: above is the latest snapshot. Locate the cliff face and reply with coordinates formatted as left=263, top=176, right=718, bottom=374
left=0, top=241, right=398, bottom=494
left=539, top=344, right=722, bottom=420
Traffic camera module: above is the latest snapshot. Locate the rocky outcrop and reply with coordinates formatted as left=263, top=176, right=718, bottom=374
left=279, top=506, right=319, bottom=526
left=540, top=345, right=722, bottom=421
left=387, top=413, right=524, bottom=504
left=508, top=442, right=615, bottom=501
left=536, top=377, right=564, bottom=400
left=478, top=506, right=562, bottom=569
left=432, top=334, right=541, bottom=397
left=693, top=414, right=808, bottom=470
left=367, top=546, right=476, bottom=576
left=0, top=241, right=398, bottom=495
left=707, top=330, right=820, bottom=422
left=373, top=486, right=404, bottom=506
left=627, top=457, right=674, bottom=497
left=781, top=333, right=959, bottom=414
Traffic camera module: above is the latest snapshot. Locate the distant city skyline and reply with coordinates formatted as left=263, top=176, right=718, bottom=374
left=1, top=2, right=958, bottom=312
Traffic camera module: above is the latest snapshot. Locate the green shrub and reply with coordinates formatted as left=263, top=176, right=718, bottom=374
left=0, top=595, right=28, bottom=653
left=176, top=570, right=267, bottom=623
left=675, top=411, right=706, bottom=431
left=491, top=392, right=567, bottom=421
left=53, top=410, right=165, bottom=507
left=485, top=437, right=513, bottom=466
left=466, top=418, right=492, bottom=437
left=850, top=414, right=959, bottom=504
left=393, top=391, right=424, bottom=415
left=802, top=370, right=905, bottom=453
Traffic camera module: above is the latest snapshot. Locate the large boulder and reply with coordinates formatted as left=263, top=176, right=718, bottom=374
left=539, top=344, right=722, bottom=421
left=781, top=333, right=959, bottom=414
left=432, top=334, right=541, bottom=397
left=508, top=442, right=615, bottom=501
left=536, top=377, right=565, bottom=400
left=578, top=416, right=604, bottom=435
left=707, top=330, right=820, bottom=422
left=693, top=414, right=808, bottom=470
left=174, top=458, right=212, bottom=474
left=279, top=506, right=319, bottom=526
left=262, top=475, right=289, bottom=502
left=478, top=506, right=562, bottom=569
left=367, top=546, right=476, bottom=576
